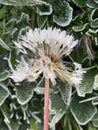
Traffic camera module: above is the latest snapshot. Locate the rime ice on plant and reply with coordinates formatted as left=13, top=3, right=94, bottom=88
left=10, top=28, right=85, bottom=86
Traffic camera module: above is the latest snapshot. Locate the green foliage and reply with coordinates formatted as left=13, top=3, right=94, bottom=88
left=0, top=0, right=98, bottom=130
left=0, top=0, right=46, bottom=6
left=14, top=81, right=37, bottom=105
left=76, top=68, right=97, bottom=97
left=71, top=94, right=97, bottom=125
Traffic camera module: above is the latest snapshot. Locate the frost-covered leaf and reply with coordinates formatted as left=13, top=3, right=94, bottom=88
left=7, top=51, right=16, bottom=70
left=0, top=38, right=10, bottom=51
left=92, top=120, right=98, bottom=128
left=50, top=111, right=65, bottom=128
left=37, top=15, right=48, bottom=28
left=50, top=87, right=67, bottom=112
left=15, top=81, right=36, bottom=105
left=71, top=94, right=97, bottom=125
left=0, top=70, right=9, bottom=82
left=5, top=118, right=20, bottom=130
left=90, top=18, right=98, bottom=29
left=90, top=8, right=98, bottom=21
left=58, top=82, right=72, bottom=106
left=53, top=0, right=73, bottom=27
left=0, top=0, right=46, bottom=6
left=0, top=83, right=9, bottom=106
left=76, top=68, right=97, bottom=97
left=50, top=87, right=67, bottom=127
left=94, top=0, right=98, bottom=4
left=93, top=74, right=98, bottom=90
left=36, top=3, right=52, bottom=15
left=0, top=101, right=12, bottom=123
left=92, top=98, right=98, bottom=105
left=86, top=0, right=98, bottom=8
left=73, top=23, right=89, bottom=32
left=92, top=111, right=98, bottom=121
left=0, top=101, right=20, bottom=130
left=92, top=111, right=98, bottom=127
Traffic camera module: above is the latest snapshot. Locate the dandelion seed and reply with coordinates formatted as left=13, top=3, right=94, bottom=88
left=10, top=27, right=85, bottom=86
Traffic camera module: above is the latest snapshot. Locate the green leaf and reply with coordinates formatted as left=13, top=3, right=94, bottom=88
left=0, top=123, right=8, bottom=130
left=53, top=0, right=73, bottom=27
left=73, top=23, right=89, bottom=32
left=5, top=118, right=20, bottom=130
left=0, top=0, right=46, bottom=6
left=50, top=111, right=65, bottom=128
left=92, top=120, right=98, bottom=128
left=50, top=87, right=67, bottom=127
left=92, top=110, right=98, bottom=127
left=34, top=78, right=45, bottom=94
left=76, top=68, right=97, bottom=97
left=50, top=87, right=67, bottom=112
left=36, top=3, right=52, bottom=15
left=63, top=116, right=72, bottom=130
left=90, top=9, right=98, bottom=21
left=69, top=115, right=84, bottom=130
left=0, top=101, right=11, bottom=123
left=94, top=0, right=98, bottom=4
left=15, top=81, right=36, bottom=105
left=19, top=121, right=29, bottom=130
left=71, top=94, right=97, bottom=125
left=90, top=18, right=98, bottom=29
left=0, top=83, right=9, bottom=106
left=37, top=15, right=48, bottom=28
left=0, top=70, right=9, bottom=82
left=93, top=74, right=98, bottom=90
left=72, top=0, right=87, bottom=7
left=30, top=118, right=38, bottom=130
left=0, top=38, right=10, bottom=51
left=0, top=101, right=20, bottom=130
left=58, top=82, right=72, bottom=106
left=86, top=0, right=98, bottom=8
left=0, top=6, right=8, bottom=19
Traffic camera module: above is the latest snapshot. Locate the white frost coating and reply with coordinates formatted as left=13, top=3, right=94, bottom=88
left=71, top=107, right=97, bottom=125
left=53, top=2, right=73, bottom=27
left=0, top=0, right=47, bottom=6
left=16, top=89, right=34, bottom=105
left=36, top=3, right=53, bottom=16
left=10, top=27, right=84, bottom=86
left=0, top=38, right=10, bottom=51
left=93, top=74, right=98, bottom=90
left=58, top=84, right=72, bottom=106
left=0, top=83, right=9, bottom=106
left=50, top=111, right=65, bottom=127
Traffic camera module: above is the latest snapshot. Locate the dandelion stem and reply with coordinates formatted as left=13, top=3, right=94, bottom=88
left=44, top=78, right=49, bottom=130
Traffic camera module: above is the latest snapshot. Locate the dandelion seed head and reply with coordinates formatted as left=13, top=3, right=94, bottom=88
left=10, top=27, right=85, bottom=86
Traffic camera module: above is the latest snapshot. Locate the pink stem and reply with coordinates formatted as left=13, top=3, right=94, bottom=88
left=44, top=78, right=49, bottom=130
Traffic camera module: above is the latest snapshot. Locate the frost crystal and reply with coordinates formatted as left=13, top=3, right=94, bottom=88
left=10, top=28, right=85, bottom=86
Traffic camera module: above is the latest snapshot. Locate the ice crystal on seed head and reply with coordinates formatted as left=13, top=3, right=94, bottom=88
left=10, top=27, right=85, bottom=86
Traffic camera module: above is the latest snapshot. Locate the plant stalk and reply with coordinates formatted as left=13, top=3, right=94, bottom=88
left=44, top=78, right=49, bottom=130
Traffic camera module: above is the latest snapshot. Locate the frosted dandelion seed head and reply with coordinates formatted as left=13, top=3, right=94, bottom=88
left=10, top=27, right=85, bottom=86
